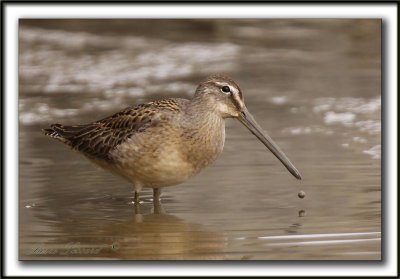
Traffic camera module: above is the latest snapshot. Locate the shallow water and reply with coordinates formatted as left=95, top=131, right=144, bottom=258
left=19, top=19, right=381, bottom=260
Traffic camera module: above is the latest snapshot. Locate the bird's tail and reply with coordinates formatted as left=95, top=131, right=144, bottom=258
left=42, top=123, right=81, bottom=145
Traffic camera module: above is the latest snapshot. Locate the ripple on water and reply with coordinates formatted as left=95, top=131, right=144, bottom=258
left=284, top=96, right=381, bottom=160
left=363, top=145, right=381, bottom=159
left=324, top=111, right=356, bottom=126
left=19, top=26, right=241, bottom=125
left=313, top=97, right=381, bottom=114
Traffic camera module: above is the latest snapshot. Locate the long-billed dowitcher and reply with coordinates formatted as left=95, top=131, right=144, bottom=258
left=44, top=75, right=301, bottom=203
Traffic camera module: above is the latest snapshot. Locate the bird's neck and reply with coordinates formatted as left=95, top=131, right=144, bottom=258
left=183, top=97, right=224, bottom=130
left=180, top=97, right=226, bottom=173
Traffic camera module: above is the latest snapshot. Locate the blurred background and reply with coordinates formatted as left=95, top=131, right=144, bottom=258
left=19, top=19, right=381, bottom=260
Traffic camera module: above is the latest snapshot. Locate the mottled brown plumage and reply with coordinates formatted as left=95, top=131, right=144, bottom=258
left=44, top=75, right=301, bottom=203
left=44, top=100, right=183, bottom=162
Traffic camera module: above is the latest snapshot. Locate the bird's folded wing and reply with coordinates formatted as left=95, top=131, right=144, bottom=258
left=43, top=99, right=184, bottom=161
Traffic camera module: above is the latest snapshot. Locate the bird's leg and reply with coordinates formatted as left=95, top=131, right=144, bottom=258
left=133, top=191, right=142, bottom=216
left=153, top=188, right=165, bottom=214
left=153, top=199, right=165, bottom=214
left=153, top=188, right=161, bottom=202
left=134, top=191, right=140, bottom=204
left=134, top=202, right=141, bottom=216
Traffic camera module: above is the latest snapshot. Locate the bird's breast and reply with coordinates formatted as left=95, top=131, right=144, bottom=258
left=109, top=125, right=195, bottom=187
left=108, top=114, right=226, bottom=187
left=179, top=117, right=226, bottom=174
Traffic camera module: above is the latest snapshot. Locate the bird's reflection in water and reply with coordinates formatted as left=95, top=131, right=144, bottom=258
left=133, top=198, right=166, bottom=217
left=298, top=209, right=306, bottom=218
left=29, top=195, right=226, bottom=260
left=90, top=200, right=226, bottom=260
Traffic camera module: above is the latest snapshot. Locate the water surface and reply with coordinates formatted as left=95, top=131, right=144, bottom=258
left=19, top=19, right=381, bottom=260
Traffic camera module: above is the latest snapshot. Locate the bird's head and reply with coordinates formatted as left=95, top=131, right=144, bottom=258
left=194, top=75, right=245, bottom=118
left=195, top=75, right=302, bottom=180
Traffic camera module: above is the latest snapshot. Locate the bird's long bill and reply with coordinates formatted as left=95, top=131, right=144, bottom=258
left=238, top=107, right=302, bottom=180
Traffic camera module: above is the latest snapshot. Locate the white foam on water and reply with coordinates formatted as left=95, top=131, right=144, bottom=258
left=363, top=145, right=381, bottom=159
left=334, top=97, right=381, bottom=114
left=324, top=111, right=356, bottom=126
left=270, top=96, right=288, bottom=105
left=310, top=96, right=381, bottom=161
left=313, top=103, right=332, bottom=112
left=355, top=120, right=381, bottom=134
left=19, top=26, right=241, bottom=125
left=314, top=96, right=381, bottom=115
left=20, top=26, right=240, bottom=94
left=282, top=125, right=332, bottom=135
left=19, top=105, right=80, bottom=125
left=352, top=136, right=368, bottom=144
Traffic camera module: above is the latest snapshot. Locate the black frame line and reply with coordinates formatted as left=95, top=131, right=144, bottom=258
left=1, top=0, right=398, bottom=278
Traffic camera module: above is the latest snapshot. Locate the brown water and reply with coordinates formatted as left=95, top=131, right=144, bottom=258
left=19, top=19, right=381, bottom=260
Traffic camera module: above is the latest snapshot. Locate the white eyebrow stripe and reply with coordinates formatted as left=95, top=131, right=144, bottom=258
left=231, top=87, right=239, bottom=94
left=215, top=82, right=227, bottom=87
left=231, top=91, right=244, bottom=109
left=215, top=82, right=239, bottom=94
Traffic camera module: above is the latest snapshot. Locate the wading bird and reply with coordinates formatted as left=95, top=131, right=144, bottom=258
left=44, top=75, right=302, bottom=203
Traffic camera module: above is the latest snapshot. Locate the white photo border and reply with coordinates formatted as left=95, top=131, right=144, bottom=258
left=3, top=2, right=398, bottom=277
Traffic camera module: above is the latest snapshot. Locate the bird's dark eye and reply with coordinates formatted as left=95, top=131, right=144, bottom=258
left=221, top=86, right=231, bottom=93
